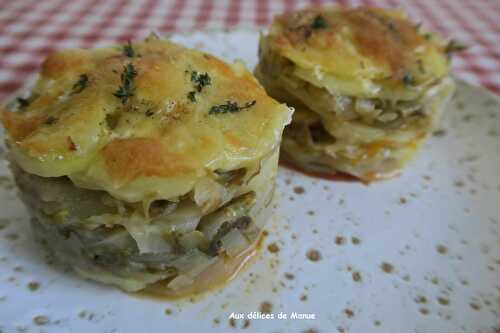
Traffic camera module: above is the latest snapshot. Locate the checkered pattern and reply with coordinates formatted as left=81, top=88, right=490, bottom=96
left=1, top=0, right=499, bottom=100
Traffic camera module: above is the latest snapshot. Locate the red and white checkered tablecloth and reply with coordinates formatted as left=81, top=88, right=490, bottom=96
left=1, top=0, right=499, bottom=100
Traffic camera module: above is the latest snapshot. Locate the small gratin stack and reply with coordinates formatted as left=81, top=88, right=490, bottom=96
left=256, top=7, right=459, bottom=181
left=1, top=35, right=292, bottom=296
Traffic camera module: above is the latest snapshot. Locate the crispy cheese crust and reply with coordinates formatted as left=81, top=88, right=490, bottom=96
left=2, top=35, right=292, bottom=202
left=256, top=6, right=455, bottom=180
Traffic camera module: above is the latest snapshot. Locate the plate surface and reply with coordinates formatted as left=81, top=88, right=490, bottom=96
left=0, top=31, right=499, bottom=333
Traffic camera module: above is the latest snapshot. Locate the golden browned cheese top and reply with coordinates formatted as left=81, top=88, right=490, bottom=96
left=1, top=37, right=291, bottom=201
left=269, top=7, right=450, bottom=88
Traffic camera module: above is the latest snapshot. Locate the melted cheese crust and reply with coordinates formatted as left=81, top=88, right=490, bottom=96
left=2, top=36, right=292, bottom=202
left=266, top=6, right=450, bottom=98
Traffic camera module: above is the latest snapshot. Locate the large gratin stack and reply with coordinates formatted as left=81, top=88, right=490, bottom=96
left=256, top=7, right=460, bottom=181
left=1, top=35, right=292, bottom=296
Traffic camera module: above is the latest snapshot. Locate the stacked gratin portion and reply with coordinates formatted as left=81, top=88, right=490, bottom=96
left=256, top=7, right=458, bottom=180
left=1, top=35, right=292, bottom=296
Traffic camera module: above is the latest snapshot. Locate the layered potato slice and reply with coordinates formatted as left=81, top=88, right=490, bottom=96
left=255, top=6, right=457, bottom=180
left=1, top=35, right=292, bottom=296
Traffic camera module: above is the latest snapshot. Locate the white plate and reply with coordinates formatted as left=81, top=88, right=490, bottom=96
left=0, top=31, right=499, bottom=333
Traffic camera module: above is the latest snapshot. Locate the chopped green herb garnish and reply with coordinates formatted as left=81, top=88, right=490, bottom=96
left=16, top=94, right=38, bottom=110
left=417, top=59, right=425, bottom=74
left=16, top=97, right=31, bottom=109
left=123, top=40, right=135, bottom=58
left=145, top=32, right=160, bottom=42
left=387, top=21, right=397, bottom=32
left=445, top=39, right=467, bottom=54
left=45, top=116, right=58, bottom=125
left=105, top=113, right=120, bottom=129
left=72, top=74, right=88, bottom=94
left=209, top=100, right=256, bottom=115
left=403, top=73, right=416, bottom=86
left=423, top=33, right=432, bottom=40
left=191, top=71, right=211, bottom=92
left=311, top=15, right=327, bottom=29
left=113, top=63, right=137, bottom=104
left=187, top=91, right=196, bottom=102
left=145, top=109, right=155, bottom=117
left=187, top=71, right=211, bottom=102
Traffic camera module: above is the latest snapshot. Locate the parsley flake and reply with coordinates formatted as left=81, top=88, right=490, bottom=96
left=16, top=97, right=31, bottom=109
left=191, top=71, right=211, bottom=92
left=16, top=94, right=38, bottom=110
left=105, top=113, right=120, bottom=130
left=113, top=64, right=137, bottom=104
left=209, top=100, right=256, bottom=115
left=187, top=71, right=211, bottom=102
left=417, top=59, right=425, bottom=74
left=45, top=116, right=58, bottom=125
left=123, top=40, right=135, bottom=58
left=311, top=15, right=327, bottom=29
left=387, top=21, right=397, bottom=32
left=187, top=91, right=196, bottom=102
left=403, top=73, right=416, bottom=86
left=445, top=39, right=467, bottom=54
left=72, top=74, right=89, bottom=94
